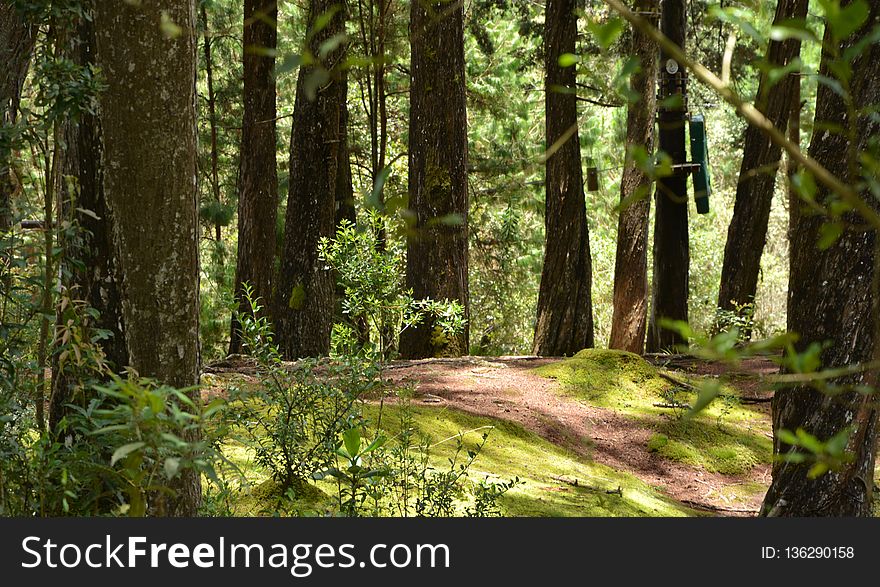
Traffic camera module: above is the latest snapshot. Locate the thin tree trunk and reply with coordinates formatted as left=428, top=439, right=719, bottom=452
left=609, top=0, right=658, bottom=354
left=762, top=4, right=880, bottom=516
left=93, top=0, right=202, bottom=516
left=0, top=5, right=35, bottom=251
left=399, top=0, right=470, bottom=358
left=273, top=0, right=347, bottom=359
left=230, top=0, right=278, bottom=355
left=36, top=119, right=61, bottom=434
left=335, top=70, right=355, bottom=228
left=786, top=67, right=800, bottom=267
left=532, top=0, right=594, bottom=357
left=717, top=0, right=808, bottom=323
left=646, top=0, right=688, bottom=352
left=49, top=13, right=127, bottom=433
left=200, top=3, right=222, bottom=241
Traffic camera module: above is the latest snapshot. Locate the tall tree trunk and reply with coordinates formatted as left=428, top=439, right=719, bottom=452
left=532, top=0, right=593, bottom=357
left=717, top=0, right=808, bottom=323
left=399, top=0, right=470, bottom=359
left=200, top=3, right=222, bottom=241
left=49, top=13, right=127, bottom=432
left=273, top=0, right=347, bottom=359
left=609, top=0, right=658, bottom=354
left=230, top=0, right=278, bottom=355
left=93, top=0, right=202, bottom=516
left=762, top=4, right=880, bottom=517
left=0, top=5, right=35, bottom=241
left=646, top=0, right=688, bottom=352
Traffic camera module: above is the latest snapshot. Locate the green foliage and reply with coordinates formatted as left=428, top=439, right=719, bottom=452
left=713, top=301, right=760, bottom=342
left=0, top=365, right=224, bottom=516
left=199, top=239, right=235, bottom=360
left=314, top=407, right=522, bottom=517
left=227, top=287, right=376, bottom=490
left=776, top=427, right=854, bottom=478
left=60, top=375, right=225, bottom=516
left=318, top=212, right=466, bottom=359
left=228, top=287, right=515, bottom=516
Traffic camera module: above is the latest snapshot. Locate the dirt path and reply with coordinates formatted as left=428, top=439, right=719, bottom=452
left=382, top=356, right=775, bottom=516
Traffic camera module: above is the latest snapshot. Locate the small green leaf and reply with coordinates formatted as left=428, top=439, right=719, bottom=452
left=588, top=17, right=625, bottom=50
left=824, top=427, right=851, bottom=456
left=319, top=33, right=348, bottom=58
left=807, top=461, right=830, bottom=478
left=769, top=18, right=818, bottom=43
left=776, top=429, right=799, bottom=446
left=827, top=0, right=869, bottom=41
left=794, top=428, right=824, bottom=454
left=686, top=380, right=722, bottom=418
left=111, top=442, right=145, bottom=466
left=558, top=53, right=579, bottom=67
left=343, top=427, right=361, bottom=458
left=307, top=7, right=341, bottom=41
left=817, top=222, right=843, bottom=250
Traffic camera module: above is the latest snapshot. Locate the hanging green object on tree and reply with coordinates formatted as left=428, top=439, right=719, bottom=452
left=689, top=114, right=711, bottom=214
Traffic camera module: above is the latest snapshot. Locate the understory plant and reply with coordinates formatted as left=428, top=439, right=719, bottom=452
left=316, top=398, right=522, bottom=517
left=318, top=210, right=466, bottom=359
left=227, top=286, right=379, bottom=492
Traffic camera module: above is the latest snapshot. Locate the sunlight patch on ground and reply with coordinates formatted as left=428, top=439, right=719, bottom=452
left=535, top=349, right=772, bottom=475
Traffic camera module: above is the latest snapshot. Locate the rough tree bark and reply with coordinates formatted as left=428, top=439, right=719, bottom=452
left=93, top=0, right=202, bottom=516
left=532, top=0, right=594, bottom=357
left=762, top=4, right=880, bottom=517
left=0, top=5, right=35, bottom=234
left=273, top=0, right=347, bottom=359
left=399, top=0, right=470, bottom=358
left=49, top=14, right=127, bottom=432
left=646, top=0, right=688, bottom=352
left=230, top=0, right=278, bottom=354
left=717, top=0, right=808, bottom=321
left=609, top=0, right=658, bottom=354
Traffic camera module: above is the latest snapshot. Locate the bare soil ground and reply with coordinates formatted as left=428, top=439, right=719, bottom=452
left=380, top=355, right=778, bottom=516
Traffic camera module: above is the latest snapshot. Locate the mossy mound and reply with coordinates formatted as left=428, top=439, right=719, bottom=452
left=233, top=478, right=332, bottom=516
left=533, top=348, right=670, bottom=413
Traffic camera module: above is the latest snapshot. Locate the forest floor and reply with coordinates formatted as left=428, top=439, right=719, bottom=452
left=380, top=353, right=776, bottom=516
left=205, top=350, right=780, bottom=516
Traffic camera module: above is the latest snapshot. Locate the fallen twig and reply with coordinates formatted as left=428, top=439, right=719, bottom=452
left=658, top=370, right=699, bottom=391
left=549, top=475, right=623, bottom=495
left=679, top=499, right=758, bottom=515
left=653, top=402, right=691, bottom=409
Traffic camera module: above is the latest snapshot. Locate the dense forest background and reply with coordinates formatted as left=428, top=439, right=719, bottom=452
left=1, top=0, right=878, bottom=518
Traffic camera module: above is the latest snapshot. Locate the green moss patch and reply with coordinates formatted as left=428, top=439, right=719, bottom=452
left=646, top=418, right=771, bottom=475
left=218, top=400, right=700, bottom=517
left=535, top=349, right=772, bottom=475
left=534, top=349, right=668, bottom=414
left=374, top=405, right=697, bottom=516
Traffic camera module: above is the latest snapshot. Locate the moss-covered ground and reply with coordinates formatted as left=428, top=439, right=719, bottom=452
left=535, top=349, right=772, bottom=476
left=215, top=400, right=700, bottom=517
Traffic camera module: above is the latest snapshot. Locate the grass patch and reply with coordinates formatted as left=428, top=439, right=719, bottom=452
left=535, top=349, right=772, bottom=475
